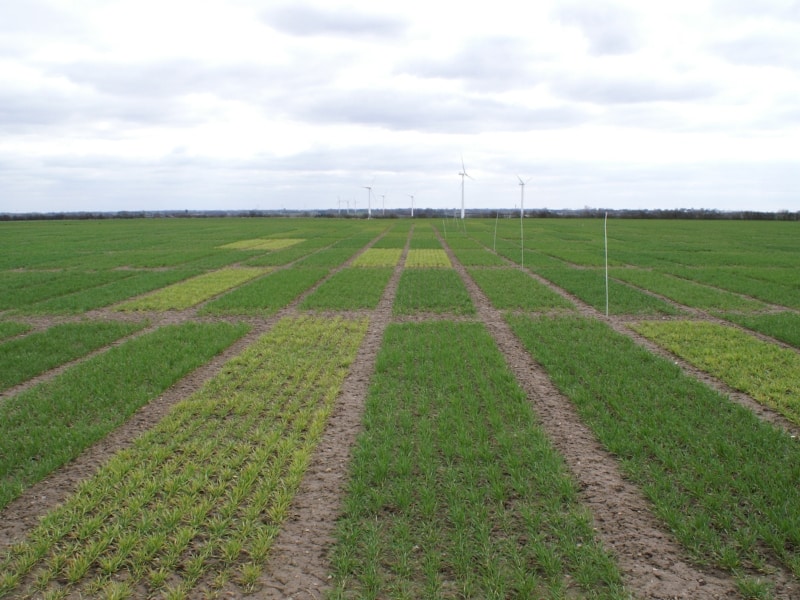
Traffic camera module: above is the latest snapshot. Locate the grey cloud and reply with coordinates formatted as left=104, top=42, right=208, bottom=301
left=402, top=37, right=541, bottom=91
left=556, top=1, right=640, bottom=55
left=553, top=76, right=717, bottom=105
left=713, top=32, right=800, bottom=69
left=264, top=5, right=407, bottom=38
left=289, top=88, right=589, bottom=133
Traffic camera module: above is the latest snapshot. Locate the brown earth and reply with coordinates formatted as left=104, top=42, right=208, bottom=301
left=2, top=225, right=798, bottom=599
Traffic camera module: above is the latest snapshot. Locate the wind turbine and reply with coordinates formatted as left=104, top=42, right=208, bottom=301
left=517, top=175, right=532, bottom=219
left=408, top=194, right=415, bottom=217
left=380, top=193, right=386, bottom=215
left=458, top=156, right=472, bottom=220
left=362, top=184, right=373, bottom=219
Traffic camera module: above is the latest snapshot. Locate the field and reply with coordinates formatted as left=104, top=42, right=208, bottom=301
left=0, top=217, right=798, bottom=599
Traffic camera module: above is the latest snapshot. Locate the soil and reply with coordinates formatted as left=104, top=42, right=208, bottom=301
left=2, top=226, right=798, bottom=599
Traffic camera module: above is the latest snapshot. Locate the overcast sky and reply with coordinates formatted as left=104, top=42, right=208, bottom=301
left=1, top=0, right=799, bottom=214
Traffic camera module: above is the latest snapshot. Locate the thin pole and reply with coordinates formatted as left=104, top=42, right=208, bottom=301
left=521, top=208, right=524, bottom=269
left=493, top=212, right=499, bottom=251
left=604, top=211, right=609, bottom=317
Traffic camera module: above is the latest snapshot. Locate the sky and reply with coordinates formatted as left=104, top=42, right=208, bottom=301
left=1, top=0, right=799, bottom=215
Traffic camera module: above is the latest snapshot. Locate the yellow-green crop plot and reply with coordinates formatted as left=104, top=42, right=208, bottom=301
left=405, top=249, right=451, bottom=268
left=117, top=267, right=267, bottom=311
left=351, top=248, right=403, bottom=267
left=219, top=238, right=304, bottom=251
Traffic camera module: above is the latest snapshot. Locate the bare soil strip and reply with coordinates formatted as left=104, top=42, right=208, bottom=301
left=254, top=230, right=411, bottom=599
left=439, top=233, right=742, bottom=600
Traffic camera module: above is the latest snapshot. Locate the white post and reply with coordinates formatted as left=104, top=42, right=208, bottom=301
left=493, top=212, right=499, bottom=251
left=604, top=212, right=609, bottom=317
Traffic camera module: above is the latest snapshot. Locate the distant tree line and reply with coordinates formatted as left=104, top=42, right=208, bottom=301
left=1, top=208, right=798, bottom=221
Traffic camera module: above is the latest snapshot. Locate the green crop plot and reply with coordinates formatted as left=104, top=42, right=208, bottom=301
left=668, top=267, right=800, bottom=309
left=219, top=238, right=304, bottom=251
left=632, top=320, right=800, bottom=425
left=300, top=268, right=392, bottom=310
left=0, top=317, right=366, bottom=599
left=451, top=248, right=507, bottom=266
left=0, top=321, right=248, bottom=510
left=405, top=249, right=451, bottom=268
left=0, top=270, right=132, bottom=311
left=537, top=266, right=682, bottom=316
left=200, top=267, right=329, bottom=316
left=0, top=321, right=145, bottom=392
left=394, top=269, right=474, bottom=315
left=0, top=322, right=31, bottom=341
left=330, top=321, right=626, bottom=598
left=509, top=314, right=800, bottom=586
left=117, top=267, right=266, bottom=311
left=611, top=269, right=766, bottom=312
left=468, top=268, right=574, bottom=311
left=351, top=248, right=403, bottom=267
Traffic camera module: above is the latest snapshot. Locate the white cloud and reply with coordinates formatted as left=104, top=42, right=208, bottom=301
left=0, top=0, right=798, bottom=214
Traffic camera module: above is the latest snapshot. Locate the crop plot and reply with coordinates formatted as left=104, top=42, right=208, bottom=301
left=0, top=321, right=144, bottom=392
left=509, top=314, right=800, bottom=588
left=0, top=321, right=248, bottom=509
left=300, top=268, right=393, bottom=310
left=18, top=269, right=199, bottom=314
left=394, top=269, right=475, bottom=315
left=218, top=238, right=304, bottom=251
left=611, top=268, right=766, bottom=312
left=632, top=320, right=800, bottom=425
left=717, top=311, right=800, bottom=349
left=0, top=317, right=366, bottom=599
left=0, top=270, right=131, bottom=311
left=468, top=268, right=574, bottom=311
left=116, top=267, right=266, bottom=311
left=405, top=249, right=451, bottom=268
left=668, top=267, right=800, bottom=309
left=351, top=248, right=403, bottom=267
left=537, top=266, right=682, bottom=315
left=329, top=321, right=626, bottom=598
left=451, top=248, right=507, bottom=266
left=200, top=267, right=328, bottom=316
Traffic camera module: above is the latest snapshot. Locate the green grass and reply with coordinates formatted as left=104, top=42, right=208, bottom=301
left=0, top=321, right=249, bottom=509
left=329, top=321, right=627, bottom=599
left=0, top=322, right=31, bottom=341
left=200, top=267, right=329, bottom=316
left=508, top=314, right=800, bottom=582
left=669, top=267, right=799, bottom=310
left=450, top=248, right=508, bottom=266
left=0, top=321, right=145, bottom=391
left=116, top=267, right=266, bottom=311
left=300, top=268, right=392, bottom=310
left=393, top=270, right=475, bottom=315
left=632, top=320, right=800, bottom=425
left=716, top=311, right=800, bottom=349
left=0, top=271, right=132, bottom=311
left=0, top=316, right=366, bottom=599
left=537, top=266, right=682, bottom=316
left=611, top=269, right=766, bottom=312
left=468, top=268, right=574, bottom=311
left=295, top=246, right=358, bottom=268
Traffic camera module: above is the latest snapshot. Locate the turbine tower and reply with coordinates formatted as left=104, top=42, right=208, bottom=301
left=408, top=194, right=415, bottom=217
left=458, top=156, right=472, bottom=220
left=363, top=185, right=372, bottom=219
left=517, top=175, right=531, bottom=219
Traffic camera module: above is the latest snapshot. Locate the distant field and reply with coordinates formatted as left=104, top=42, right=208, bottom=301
left=0, top=217, right=797, bottom=599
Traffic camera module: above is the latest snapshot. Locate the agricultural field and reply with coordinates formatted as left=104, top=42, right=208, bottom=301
left=0, top=216, right=798, bottom=599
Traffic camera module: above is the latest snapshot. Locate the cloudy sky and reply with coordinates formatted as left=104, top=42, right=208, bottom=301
left=1, top=0, right=799, bottom=214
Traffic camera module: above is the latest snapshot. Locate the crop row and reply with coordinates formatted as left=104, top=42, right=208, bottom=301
left=0, top=316, right=367, bottom=599
left=509, top=314, right=800, bottom=593
left=0, top=322, right=248, bottom=510
left=218, top=238, right=304, bottom=251
left=329, top=321, right=626, bottom=598
left=117, top=268, right=267, bottom=311
left=404, top=249, right=451, bottom=268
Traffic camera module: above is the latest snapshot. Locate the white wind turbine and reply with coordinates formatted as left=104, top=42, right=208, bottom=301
left=362, top=182, right=373, bottom=219
left=459, top=156, right=472, bottom=220
left=408, top=194, right=415, bottom=217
